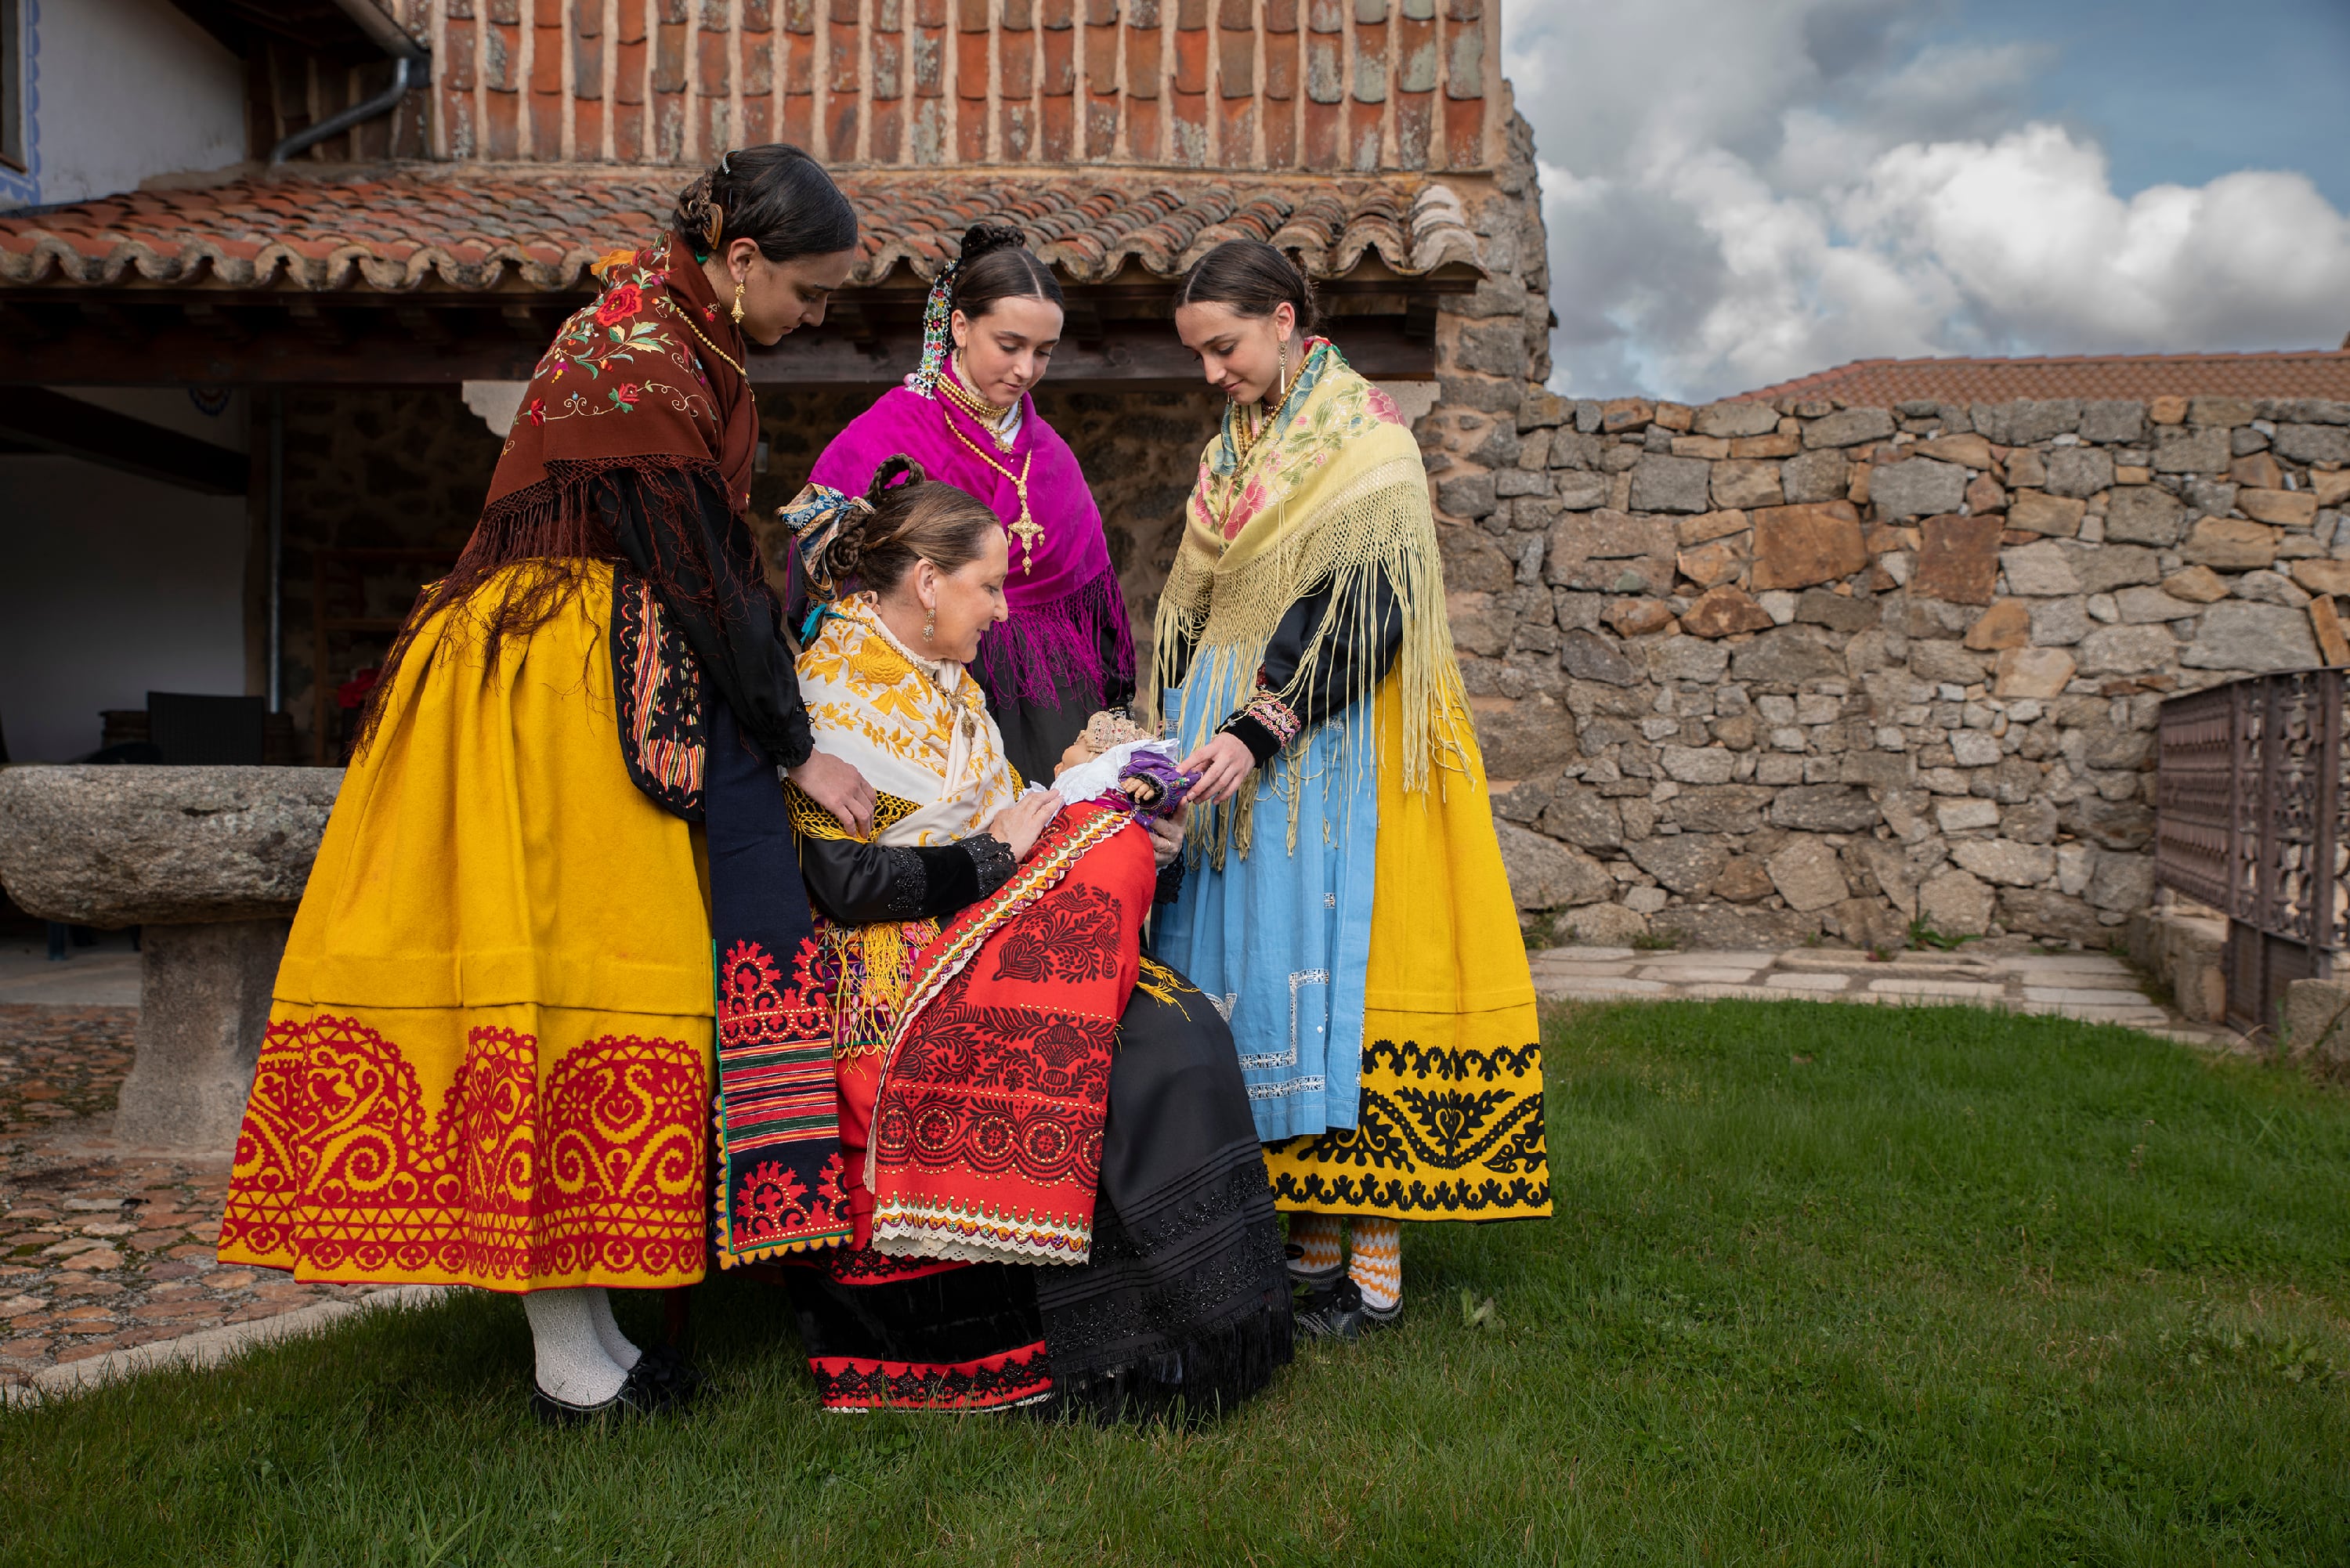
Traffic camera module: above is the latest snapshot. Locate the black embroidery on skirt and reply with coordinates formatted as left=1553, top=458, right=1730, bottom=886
left=610, top=568, right=709, bottom=820
left=1267, top=1035, right=1550, bottom=1216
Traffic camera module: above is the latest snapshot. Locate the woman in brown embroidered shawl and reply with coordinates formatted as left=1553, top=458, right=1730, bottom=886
left=216, top=146, right=871, bottom=1425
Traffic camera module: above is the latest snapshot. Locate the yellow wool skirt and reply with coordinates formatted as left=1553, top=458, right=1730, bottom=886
left=1264, top=680, right=1552, bottom=1220
left=218, top=562, right=718, bottom=1292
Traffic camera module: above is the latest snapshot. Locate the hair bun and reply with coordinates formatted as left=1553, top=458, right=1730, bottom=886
left=960, top=222, right=1028, bottom=264
left=866, top=453, right=924, bottom=507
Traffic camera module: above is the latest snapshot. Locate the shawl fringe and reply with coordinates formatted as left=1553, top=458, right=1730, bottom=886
left=1150, top=454, right=1471, bottom=865
left=968, top=563, right=1137, bottom=709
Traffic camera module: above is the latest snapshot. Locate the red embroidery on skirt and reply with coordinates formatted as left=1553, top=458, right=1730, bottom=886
left=220, top=1015, right=706, bottom=1284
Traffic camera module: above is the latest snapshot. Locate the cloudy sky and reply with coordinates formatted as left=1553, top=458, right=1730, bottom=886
left=1502, top=0, right=2350, bottom=403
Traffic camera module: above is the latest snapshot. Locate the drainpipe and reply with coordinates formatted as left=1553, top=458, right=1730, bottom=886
left=269, top=0, right=431, bottom=164
left=266, top=390, right=284, bottom=714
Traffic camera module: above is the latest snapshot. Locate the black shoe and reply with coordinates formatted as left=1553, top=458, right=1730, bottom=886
left=633, top=1340, right=701, bottom=1406
left=1292, top=1277, right=1401, bottom=1342
left=530, top=1359, right=674, bottom=1425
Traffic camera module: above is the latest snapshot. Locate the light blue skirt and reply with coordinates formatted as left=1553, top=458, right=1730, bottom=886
left=1154, top=663, right=1379, bottom=1143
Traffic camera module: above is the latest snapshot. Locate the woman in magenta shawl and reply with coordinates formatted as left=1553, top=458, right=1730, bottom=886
left=804, top=223, right=1133, bottom=783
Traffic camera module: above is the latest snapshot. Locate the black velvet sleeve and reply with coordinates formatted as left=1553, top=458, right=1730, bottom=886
left=1215, top=570, right=1405, bottom=766
left=798, top=834, right=1018, bottom=925
left=598, top=466, right=816, bottom=769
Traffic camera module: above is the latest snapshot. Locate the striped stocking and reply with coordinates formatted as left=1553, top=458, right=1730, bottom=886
left=1348, top=1219, right=1402, bottom=1311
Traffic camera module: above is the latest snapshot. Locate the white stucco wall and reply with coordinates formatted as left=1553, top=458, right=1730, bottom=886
left=2, top=0, right=248, bottom=209
left=0, top=454, right=249, bottom=763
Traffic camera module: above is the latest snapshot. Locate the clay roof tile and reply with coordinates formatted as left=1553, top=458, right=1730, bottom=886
left=0, top=168, right=1481, bottom=293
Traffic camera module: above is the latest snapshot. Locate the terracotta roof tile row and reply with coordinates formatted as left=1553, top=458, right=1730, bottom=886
left=0, top=167, right=1480, bottom=292
left=366, top=0, right=1499, bottom=174
left=1737, top=351, right=2350, bottom=407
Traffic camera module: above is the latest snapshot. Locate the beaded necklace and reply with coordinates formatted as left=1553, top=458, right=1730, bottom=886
left=938, top=359, right=1018, bottom=450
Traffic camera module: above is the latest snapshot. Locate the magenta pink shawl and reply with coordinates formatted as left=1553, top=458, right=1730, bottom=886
left=809, top=378, right=1134, bottom=710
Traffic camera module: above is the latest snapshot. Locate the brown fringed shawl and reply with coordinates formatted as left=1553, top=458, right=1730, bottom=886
left=487, top=235, right=757, bottom=526
left=363, top=235, right=810, bottom=774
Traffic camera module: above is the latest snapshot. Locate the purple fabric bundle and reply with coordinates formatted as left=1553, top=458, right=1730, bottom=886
left=1094, top=750, right=1198, bottom=823
left=808, top=377, right=1136, bottom=709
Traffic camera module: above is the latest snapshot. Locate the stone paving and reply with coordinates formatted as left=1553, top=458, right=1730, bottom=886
left=1527, top=938, right=2234, bottom=1046
left=0, top=1003, right=377, bottom=1392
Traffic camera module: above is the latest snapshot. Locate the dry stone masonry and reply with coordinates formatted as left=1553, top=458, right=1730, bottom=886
left=1423, top=379, right=2350, bottom=949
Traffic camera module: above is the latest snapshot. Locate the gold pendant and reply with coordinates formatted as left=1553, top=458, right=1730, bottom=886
left=1007, top=496, right=1044, bottom=574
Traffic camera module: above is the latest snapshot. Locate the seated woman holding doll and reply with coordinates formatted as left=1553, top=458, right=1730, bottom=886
left=718, top=456, right=1291, bottom=1419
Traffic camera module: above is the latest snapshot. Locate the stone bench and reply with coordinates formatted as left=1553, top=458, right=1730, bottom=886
left=0, top=765, right=342, bottom=1152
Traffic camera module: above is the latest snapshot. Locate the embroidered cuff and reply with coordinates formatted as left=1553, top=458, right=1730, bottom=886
left=1217, top=691, right=1301, bottom=767
left=963, top=832, right=1018, bottom=896
left=880, top=846, right=931, bottom=919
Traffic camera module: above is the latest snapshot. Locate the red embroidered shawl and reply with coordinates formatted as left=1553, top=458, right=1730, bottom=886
left=865, top=802, right=1159, bottom=1266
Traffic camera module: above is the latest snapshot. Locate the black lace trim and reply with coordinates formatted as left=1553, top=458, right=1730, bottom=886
left=1035, top=1144, right=1294, bottom=1425
left=880, top=845, right=930, bottom=919
left=1153, top=854, right=1184, bottom=906
left=964, top=833, right=1017, bottom=895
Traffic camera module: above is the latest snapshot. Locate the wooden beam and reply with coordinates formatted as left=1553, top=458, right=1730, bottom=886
left=0, top=387, right=247, bottom=494
left=0, top=302, right=1436, bottom=386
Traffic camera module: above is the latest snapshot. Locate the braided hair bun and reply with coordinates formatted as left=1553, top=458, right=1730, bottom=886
left=833, top=455, right=997, bottom=594
left=668, top=144, right=858, bottom=264
left=950, top=222, right=1064, bottom=322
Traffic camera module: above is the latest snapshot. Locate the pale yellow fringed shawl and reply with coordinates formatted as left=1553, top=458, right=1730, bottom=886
left=794, top=595, right=1023, bottom=1048
left=1148, top=341, right=1470, bottom=859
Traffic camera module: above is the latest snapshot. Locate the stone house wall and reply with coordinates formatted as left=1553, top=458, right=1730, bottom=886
left=1426, top=374, right=2350, bottom=949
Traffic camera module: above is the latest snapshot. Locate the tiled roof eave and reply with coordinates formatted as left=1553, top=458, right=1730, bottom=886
left=0, top=168, right=1488, bottom=294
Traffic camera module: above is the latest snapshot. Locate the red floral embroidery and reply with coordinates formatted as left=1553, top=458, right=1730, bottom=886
left=595, top=282, right=643, bottom=325
left=609, top=382, right=642, bottom=410
left=526, top=397, right=547, bottom=426
left=219, top=1015, right=707, bottom=1287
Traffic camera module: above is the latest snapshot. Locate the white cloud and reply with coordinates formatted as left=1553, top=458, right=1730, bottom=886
left=1505, top=0, right=2350, bottom=402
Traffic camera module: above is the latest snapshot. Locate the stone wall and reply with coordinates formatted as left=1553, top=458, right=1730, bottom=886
left=1435, top=381, right=2350, bottom=949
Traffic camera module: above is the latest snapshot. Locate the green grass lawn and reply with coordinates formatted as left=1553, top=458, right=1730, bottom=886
left=4, top=1000, right=2347, bottom=1566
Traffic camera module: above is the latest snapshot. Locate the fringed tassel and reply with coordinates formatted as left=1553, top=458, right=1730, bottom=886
left=1152, top=468, right=1474, bottom=871
left=967, top=565, right=1137, bottom=710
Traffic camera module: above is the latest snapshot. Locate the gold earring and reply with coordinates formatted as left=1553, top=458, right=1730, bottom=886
left=922, top=606, right=936, bottom=642
left=730, top=280, right=746, bottom=323
left=1275, top=338, right=1289, bottom=401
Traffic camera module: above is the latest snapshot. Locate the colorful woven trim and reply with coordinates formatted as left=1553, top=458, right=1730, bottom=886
left=713, top=937, right=855, bottom=1266
left=863, top=1194, right=1093, bottom=1266
left=809, top=1341, right=1052, bottom=1411
left=610, top=571, right=707, bottom=820
left=1235, top=689, right=1304, bottom=750
left=908, top=262, right=959, bottom=399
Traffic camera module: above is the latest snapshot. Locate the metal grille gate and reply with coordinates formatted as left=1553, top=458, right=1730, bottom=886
left=2154, top=670, right=2348, bottom=1035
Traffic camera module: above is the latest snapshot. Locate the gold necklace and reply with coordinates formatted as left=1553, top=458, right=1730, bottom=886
left=662, top=296, right=747, bottom=380
left=938, top=360, right=1017, bottom=449
left=942, top=406, right=1042, bottom=573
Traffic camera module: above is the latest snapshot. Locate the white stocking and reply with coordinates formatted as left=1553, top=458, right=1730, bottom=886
left=584, top=1287, right=642, bottom=1373
left=523, top=1289, right=628, bottom=1406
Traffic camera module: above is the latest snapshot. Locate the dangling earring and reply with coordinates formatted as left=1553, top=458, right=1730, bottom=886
left=730, top=280, right=746, bottom=324
left=922, top=605, right=937, bottom=642
left=1274, top=337, right=1289, bottom=403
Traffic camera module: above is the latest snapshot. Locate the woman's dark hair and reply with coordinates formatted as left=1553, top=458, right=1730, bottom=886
left=833, top=456, right=1001, bottom=592
left=1173, top=238, right=1320, bottom=338
left=674, top=144, right=859, bottom=264
left=950, top=222, right=1063, bottom=323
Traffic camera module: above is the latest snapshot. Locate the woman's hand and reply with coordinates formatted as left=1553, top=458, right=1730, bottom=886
left=787, top=750, right=875, bottom=838
left=1177, top=732, right=1256, bottom=808
left=1148, top=804, right=1187, bottom=869
left=986, top=790, right=1064, bottom=861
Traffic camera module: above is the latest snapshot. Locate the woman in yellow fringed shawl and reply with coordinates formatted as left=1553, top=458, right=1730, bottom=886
left=1156, top=240, right=1551, bottom=1339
